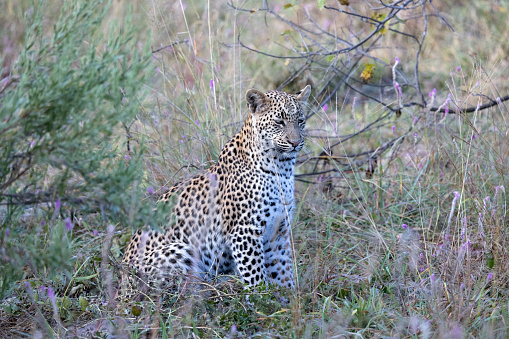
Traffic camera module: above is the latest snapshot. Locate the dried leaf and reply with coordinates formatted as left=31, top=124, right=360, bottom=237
left=396, top=109, right=401, bottom=118
left=338, top=0, right=350, bottom=5
left=284, top=4, right=293, bottom=9
left=132, top=305, right=142, bottom=316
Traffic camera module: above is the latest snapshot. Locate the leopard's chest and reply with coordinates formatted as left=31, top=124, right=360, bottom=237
left=258, top=172, right=295, bottom=240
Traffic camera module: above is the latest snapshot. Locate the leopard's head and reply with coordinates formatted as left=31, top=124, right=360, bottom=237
left=246, top=85, right=311, bottom=158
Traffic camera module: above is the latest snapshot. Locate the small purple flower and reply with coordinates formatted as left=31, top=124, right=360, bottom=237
left=65, top=217, right=73, bottom=231
left=41, top=220, right=46, bottom=227
left=454, top=191, right=460, bottom=199
left=125, top=155, right=131, bottom=160
left=460, top=283, right=465, bottom=291
left=156, top=67, right=161, bottom=73
left=420, top=267, right=424, bottom=272
left=47, top=287, right=55, bottom=300
left=209, top=79, right=214, bottom=91
left=93, top=230, right=98, bottom=236
left=392, top=126, right=396, bottom=134
left=55, top=199, right=61, bottom=210
left=413, top=117, right=418, bottom=124
left=5, top=228, right=9, bottom=238
left=430, top=273, right=435, bottom=283
left=152, top=54, right=156, bottom=61
left=456, top=66, right=461, bottom=72
left=495, top=186, right=500, bottom=194
left=322, top=103, right=328, bottom=112
left=394, top=57, right=399, bottom=65
left=419, top=253, right=423, bottom=259
left=483, top=196, right=490, bottom=206
left=318, top=176, right=323, bottom=183
left=231, top=325, right=237, bottom=335
left=30, top=140, right=35, bottom=149
left=147, top=186, right=154, bottom=194
left=496, top=97, right=502, bottom=104
left=429, top=88, right=436, bottom=98
left=40, top=285, right=46, bottom=295
left=487, top=272, right=493, bottom=282
left=414, top=133, right=418, bottom=143
left=195, top=119, right=200, bottom=126
left=471, top=134, right=476, bottom=140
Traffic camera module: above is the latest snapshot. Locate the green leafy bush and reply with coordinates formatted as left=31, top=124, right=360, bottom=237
left=0, top=0, right=160, bottom=298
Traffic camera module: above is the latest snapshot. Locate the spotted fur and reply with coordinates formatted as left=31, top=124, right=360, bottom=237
left=122, top=85, right=311, bottom=291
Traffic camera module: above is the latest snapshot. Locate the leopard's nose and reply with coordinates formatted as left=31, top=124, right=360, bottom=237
left=289, top=140, right=300, bottom=148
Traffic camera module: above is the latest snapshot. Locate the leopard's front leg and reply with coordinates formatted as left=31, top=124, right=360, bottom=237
left=264, top=216, right=295, bottom=289
left=230, top=226, right=267, bottom=287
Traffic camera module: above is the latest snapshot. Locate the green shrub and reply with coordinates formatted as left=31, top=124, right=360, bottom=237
left=0, top=0, right=161, bottom=298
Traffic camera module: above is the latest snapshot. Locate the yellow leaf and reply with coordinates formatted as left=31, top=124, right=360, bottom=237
left=372, top=13, right=388, bottom=35
left=79, top=296, right=89, bottom=311
left=284, top=4, right=293, bottom=9
left=360, top=63, right=376, bottom=83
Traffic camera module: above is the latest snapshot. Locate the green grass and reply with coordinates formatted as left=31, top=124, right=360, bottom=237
left=1, top=0, right=509, bottom=337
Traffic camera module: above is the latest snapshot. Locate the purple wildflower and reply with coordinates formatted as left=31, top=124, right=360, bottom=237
left=209, top=79, right=214, bottom=91
left=65, top=217, right=73, bottom=231
left=487, top=272, right=493, bottom=282
left=147, top=186, right=154, bottom=194
left=41, top=220, right=46, bottom=227
left=40, top=285, right=46, bottom=295
left=231, top=325, right=237, bottom=335
left=414, top=133, right=418, bottom=143
left=394, top=57, right=399, bottom=65
left=322, top=103, right=328, bottom=112
left=195, top=119, right=200, bottom=126
left=413, top=117, right=418, bottom=124
left=472, top=134, right=476, bottom=140
left=402, top=224, right=408, bottom=229
left=430, top=273, right=435, bottom=283
left=30, top=140, right=35, bottom=149
left=156, top=67, right=161, bottom=73
left=456, top=66, right=461, bottom=72
left=47, top=287, right=55, bottom=300
left=5, top=228, right=9, bottom=238
left=125, top=155, right=131, bottom=160
left=419, top=253, right=423, bottom=259
left=55, top=199, right=61, bottom=210
left=93, top=230, right=98, bottom=236
left=392, top=126, right=396, bottom=134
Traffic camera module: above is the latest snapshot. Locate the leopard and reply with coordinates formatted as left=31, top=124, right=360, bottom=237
left=121, top=85, right=311, bottom=294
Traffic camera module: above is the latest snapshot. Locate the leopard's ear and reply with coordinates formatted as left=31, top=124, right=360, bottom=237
left=246, top=89, right=268, bottom=114
left=296, top=85, right=311, bottom=103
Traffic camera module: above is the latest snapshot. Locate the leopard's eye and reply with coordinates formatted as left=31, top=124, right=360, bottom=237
left=274, top=119, right=285, bottom=126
